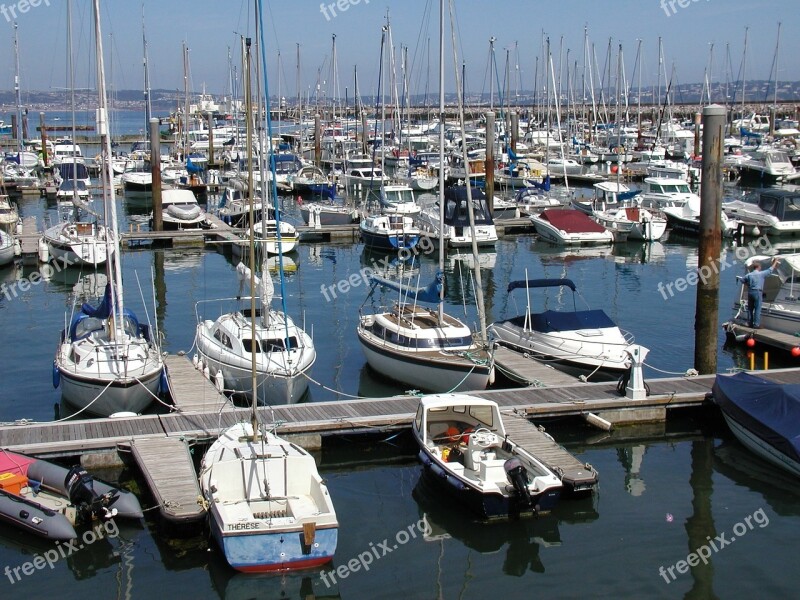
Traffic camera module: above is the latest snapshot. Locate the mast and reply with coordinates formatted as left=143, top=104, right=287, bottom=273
left=437, top=0, right=444, bottom=324
left=13, top=22, right=22, bottom=152
left=489, top=36, right=495, bottom=111
left=772, top=22, right=781, bottom=108
left=183, top=42, right=190, bottom=160
left=68, top=0, right=78, bottom=200
left=92, top=0, right=124, bottom=338
left=446, top=0, right=487, bottom=342
left=142, top=4, right=152, bottom=142
left=740, top=27, right=748, bottom=121
left=331, top=34, right=337, bottom=122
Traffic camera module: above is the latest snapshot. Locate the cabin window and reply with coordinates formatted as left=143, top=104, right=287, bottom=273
left=414, top=406, right=423, bottom=432
left=217, top=332, right=233, bottom=349
left=469, top=406, right=494, bottom=428
left=242, top=339, right=260, bottom=353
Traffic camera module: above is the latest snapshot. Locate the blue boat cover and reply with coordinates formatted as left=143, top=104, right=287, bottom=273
left=443, top=187, right=494, bottom=226
left=510, top=309, right=616, bottom=332
left=81, top=282, right=113, bottom=319
left=507, top=278, right=577, bottom=293
left=712, top=372, right=800, bottom=464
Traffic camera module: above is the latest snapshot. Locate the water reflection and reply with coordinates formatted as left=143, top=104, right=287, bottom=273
left=411, top=475, right=561, bottom=576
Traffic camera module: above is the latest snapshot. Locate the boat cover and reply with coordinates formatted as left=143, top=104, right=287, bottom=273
left=712, top=372, right=800, bottom=464
left=541, top=209, right=607, bottom=233
left=512, top=309, right=617, bottom=333
left=443, top=187, right=494, bottom=226
left=369, top=271, right=443, bottom=304
left=508, top=278, right=576, bottom=293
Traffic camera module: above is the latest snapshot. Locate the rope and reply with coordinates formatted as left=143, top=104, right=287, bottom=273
left=643, top=362, right=699, bottom=377
left=300, top=370, right=370, bottom=400
left=49, top=379, right=114, bottom=422
left=133, top=375, right=177, bottom=411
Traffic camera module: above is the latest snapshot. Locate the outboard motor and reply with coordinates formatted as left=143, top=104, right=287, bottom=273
left=504, top=457, right=532, bottom=506
left=65, top=466, right=118, bottom=522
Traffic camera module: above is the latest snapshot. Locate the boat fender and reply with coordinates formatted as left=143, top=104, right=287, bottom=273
left=38, top=238, right=49, bottom=263
left=214, top=370, right=224, bottom=393
left=504, top=458, right=532, bottom=506
left=159, top=368, right=169, bottom=395
left=13, top=239, right=21, bottom=257
left=52, top=361, right=60, bottom=389
left=203, top=365, right=210, bottom=380
left=430, top=463, right=446, bottom=479
left=192, top=354, right=199, bottom=368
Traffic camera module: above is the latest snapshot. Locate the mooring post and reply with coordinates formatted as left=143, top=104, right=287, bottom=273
left=693, top=112, right=701, bottom=157
left=207, top=111, right=215, bottom=166
left=769, top=106, right=776, bottom=137
left=39, top=112, right=48, bottom=167
left=150, top=118, right=163, bottom=232
left=694, top=105, right=726, bottom=374
left=485, top=111, right=495, bottom=214
left=510, top=110, right=519, bottom=154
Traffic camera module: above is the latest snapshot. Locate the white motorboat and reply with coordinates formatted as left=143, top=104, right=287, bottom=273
left=299, top=195, right=358, bottom=227
left=489, top=277, right=633, bottom=376
left=412, top=395, right=563, bottom=519
left=662, top=194, right=739, bottom=237
left=158, top=188, right=208, bottom=230
left=343, top=165, right=389, bottom=192
left=288, top=164, right=335, bottom=196
left=0, top=195, right=19, bottom=233
left=252, top=219, right=298, bottom=255
left=514, top=186, right=562, bottom=216
left=120, top=171, right=153, bottom=196
left=415, top=187, right=498, bottom=248
left=378, top=184, right=421, bottom=215
left=735, top=148, right=800, bottom=184
left=217, top=181, right=267, bottom=227
left=723, top=189, right=800, bottom=237
left=530, top=208, right=614, bottom=245
left=580, top=182, right=666, bottom=242
left=55, top=179, right=90, bottom=205
left=638, top=177, right=698, bottom=209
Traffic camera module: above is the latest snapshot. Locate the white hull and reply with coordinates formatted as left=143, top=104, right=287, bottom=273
left=530, top=215, right=613, bottom=246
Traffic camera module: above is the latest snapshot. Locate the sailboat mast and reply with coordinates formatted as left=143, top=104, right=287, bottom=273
left=446, top=0, right=487, bottom=341
left=436, top=0, right=444, bottom=324
left=67, top=0, right=78, bottom=200
left=92, top=0, right=124, bottom=330
left=13, top=22, right=22, bottom=152
left=740, top=27, right=748, bottom=121
left=142, top=5, right=152, bottom=140
left=243, top=35, right=258, bottom=436
left=773, top=22, right=781, bottom=108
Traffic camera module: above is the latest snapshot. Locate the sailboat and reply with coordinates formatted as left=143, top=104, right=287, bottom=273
left=356, top=4, right=494, bottom=394
left=53, top=0, right=164, bottom=417
left=195, top=33, right=315, bottom=406
left=199, top=29, right=337, bottom=574
left=42, top=0, right=113, bottom=269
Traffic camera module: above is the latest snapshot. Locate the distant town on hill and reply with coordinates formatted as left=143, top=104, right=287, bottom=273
left=1, top=80, right=799, bottom=113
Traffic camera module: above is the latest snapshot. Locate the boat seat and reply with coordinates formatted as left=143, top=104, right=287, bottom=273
left=479, top=457, right=509, bottom=485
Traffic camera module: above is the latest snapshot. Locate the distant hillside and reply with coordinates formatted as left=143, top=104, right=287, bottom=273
left=2, top=81, right=799, bottom=113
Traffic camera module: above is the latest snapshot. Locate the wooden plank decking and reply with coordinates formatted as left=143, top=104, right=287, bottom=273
left=127, top=437, right=206, bottom=526
left=493, top=345, right=583, bottom=387
left=500, top=411, right=598, bottom=492
left=163, top=354, right=233, bottom=414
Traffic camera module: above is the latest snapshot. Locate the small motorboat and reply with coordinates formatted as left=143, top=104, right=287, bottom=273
left=0, top=449, right=143, bottom=540
left=712, top=372, right=800, bottom=477
left=489, top=277, right=634, bottom=376
left=412, top=394, right=563, bottom=519
left=530, top=208, right=614, bottom=245
left=157, top=189, right=208, bottom=230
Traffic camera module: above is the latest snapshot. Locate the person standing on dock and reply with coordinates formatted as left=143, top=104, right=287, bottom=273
left=738, top=257, right=780, bottom=328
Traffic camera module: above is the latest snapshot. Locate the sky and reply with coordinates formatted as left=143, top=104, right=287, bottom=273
left=0, top=0, right=797, bottom=103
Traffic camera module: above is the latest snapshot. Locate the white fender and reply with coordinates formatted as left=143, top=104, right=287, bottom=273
left=214, top=370, right=225, bottom=393
left=192, top=354, right=199, bottom=368
left=38, top=238, right=49, bottom=263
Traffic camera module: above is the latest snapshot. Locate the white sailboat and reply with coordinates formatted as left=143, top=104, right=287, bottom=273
left=199, top=30, right=336, bottom=575
left=356, top=0, right=494, bottom=394
left=54, top=0, right=164, bottom=417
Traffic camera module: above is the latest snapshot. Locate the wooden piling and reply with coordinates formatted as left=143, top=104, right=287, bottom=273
left=39, top=112, right=48, bottom=167
left=314, top=113, right=321, bottom=167
left=694, top=105, right=726, bottom=374
left=150, top=118, right=163, bottom=232
left=485, top=111, right=495, bottom=213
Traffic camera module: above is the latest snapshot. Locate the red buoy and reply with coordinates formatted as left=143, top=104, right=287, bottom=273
left=610, top=165, right=619, bottom=174
left=792, top=347, right=800, bottom=357
left=746, top=337, right=756, bottom=348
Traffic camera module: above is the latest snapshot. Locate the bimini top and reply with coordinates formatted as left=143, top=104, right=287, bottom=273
left=507, top=278, right=576, bottom=293
left=443, top=186, right=494, bottom=227
left=712, top=371, right=800, bottom=464
left=540, top=209, right=607, bottom=233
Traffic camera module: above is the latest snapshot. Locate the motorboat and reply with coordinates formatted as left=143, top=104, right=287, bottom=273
left=158, top=188, right=208, bottom=230
left=489, top=277, right=634, bottom=376
left=492, top=195, right=520, bottom=220
left=712, top=372, right=800, bottom=477
left=217, top=181, right=267, bottom=227
left=55, top=178, right=90, bottom=205
left=514, top=186, right=561, bottom=217
left=415, top=186, right=498, bottom=248
left=0, top=449, right=143, bottom=541
left=195, top=262, right=315, bottom=405
left=343, top=165, right=389, bottom=192
left=725, top=253, right=800, bottom=337
left=580, top=182, right=666, bottom=242
left=638, top=177, right=698, bottom=209
left=54, top=283, right=165, bottom=416
left=735, top=148, right=800, bottom=184
left=199, top=420, right=338, bottom=572
left=357, top=273, right=494, bottom=393
left=120, top=171, right=153, bottom=196
left=411, top=395, right=563, bottom=519
left=662, top=194, right=739, bottom=237
left=722, top=189, right=800, bottom=237
left=530, top=208, right=614, bottom=245
left=378, top=184, right=421, bottom=215
left=359, top=214, right=420, bottom=251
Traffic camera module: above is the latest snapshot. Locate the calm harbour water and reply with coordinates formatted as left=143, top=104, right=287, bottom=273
left=0, top=187, right=798, bottom=598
